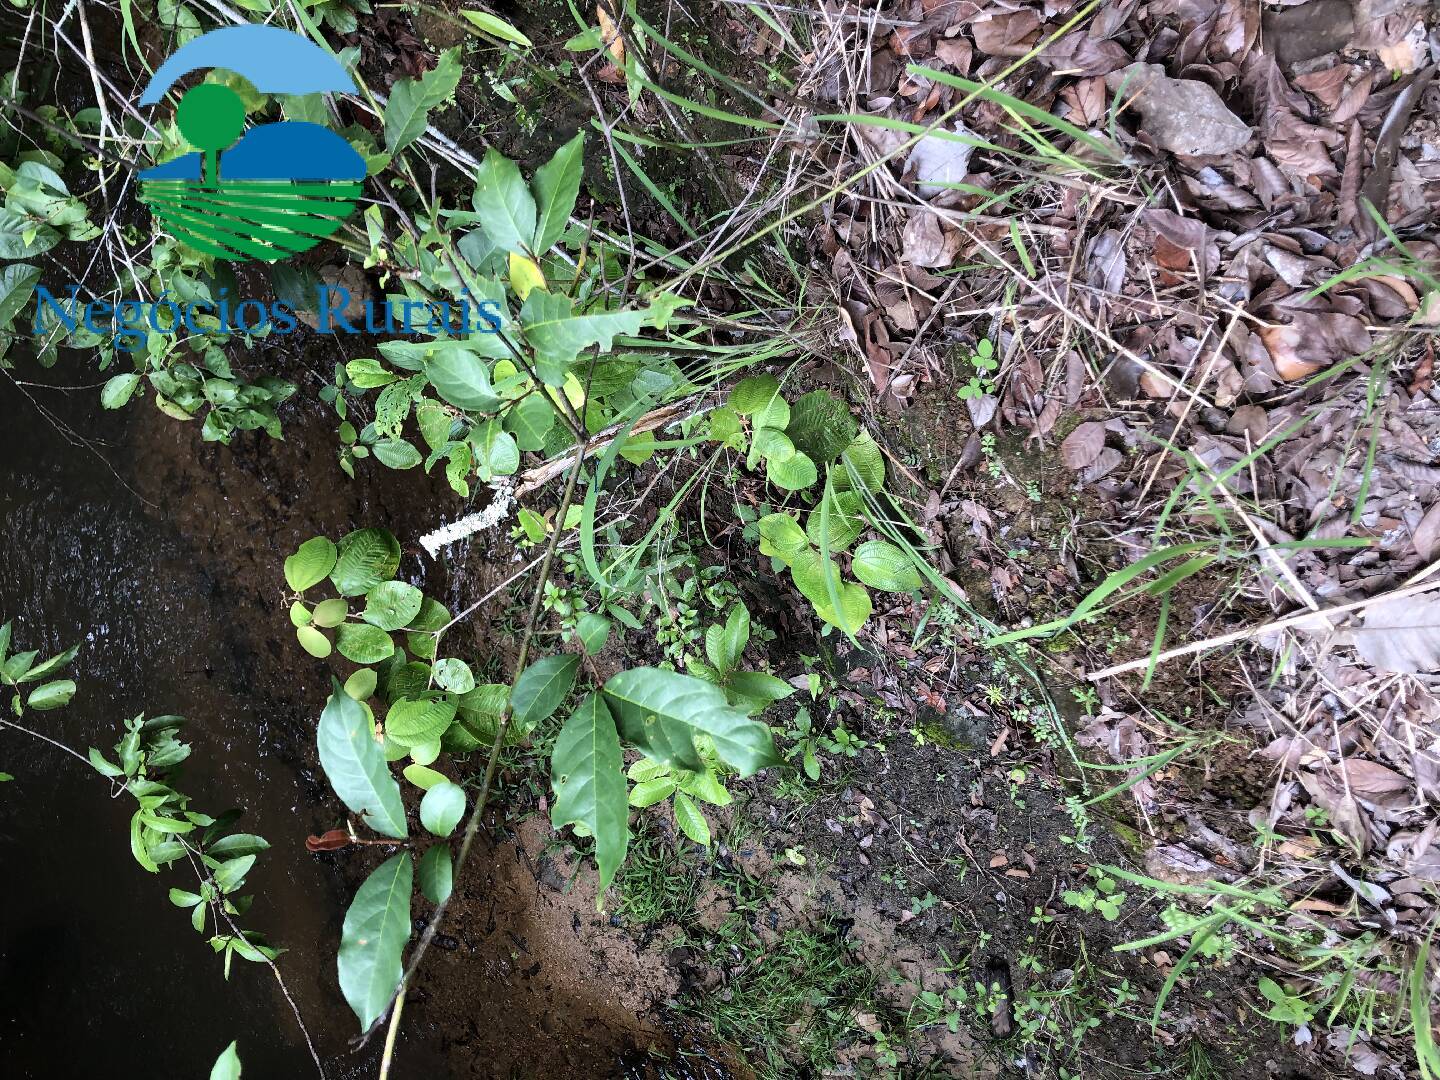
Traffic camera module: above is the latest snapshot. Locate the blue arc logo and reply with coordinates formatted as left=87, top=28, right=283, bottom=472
left=137, top=25, right=364, bottom=263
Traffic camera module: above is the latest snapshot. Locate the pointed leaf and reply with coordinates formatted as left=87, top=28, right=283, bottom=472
left=337, top=853, right=412, bottom=1030
left=532, top=132, right=584, bottom=252
left=418, top=844, right=453, bottom=904
left=512, top=654, right=579, bottom=726
left=550, top=693, right=628, bottom=893
left=317, top=690, right=407, bottom=839
left=285, top=537, right=337, bottom=592
left=472, top=147, right=537, bottom=254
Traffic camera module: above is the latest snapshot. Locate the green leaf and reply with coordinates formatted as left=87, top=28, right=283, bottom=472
left=472, top=146, right=537, bottom=255
left=344, top=668, right=379, bottom=701
left=331, top=529, right=402, bottom=597
left=0, top=207, right=58, bottom=258
left=672, top=791, right=711, bottom=846
left=384, top=47, right=462, bottom=155
left=385, top=695, right=457, bottom=748
left=836, top=432, right=886, bottom=492
left=402, top=763, right=447, bottom=789
left=285, top=537, right=338, bottom=592
left=705, top=605, right=748, bottom=674
left=550, top=693, right=628, bottom=894
left=363, top=581, right=424, bottom=632
left=26, top=680, right=75, bottom=711
left=575, top=612, right=611, bottom=655
left=519, top=290, right=648, bottom=385
left=512, top=654, right=579, bottom=726
left=725, top=670, right=795, bottom=715
left=0, top=262, right=40, bottom=327
left=504, top=393, right=555, bottom=451
left=336, top=623, right=395, bottom=665
left=601, top=667, right=779, bottom=776
left=748, top=426, right=794, bottom=471
left=785, top=390, right=858, bottom=463
left=418, top=844, right=453, bottom=904
left=756, top=512, right=809, bottom=564
left=471, top=419, right=519, bottom=478
left=531, top=132, right=584, bottom=252
left=419, top=780, right=466, bottom=837
left=296, top=625, right=333, bottom=658
left=628, top=777, right=675, bottom=807
left=19, top=644, right=78, bottom=683
left=373, top=439, right=422, bottom=470
left=432, top=658, right=475, bottom=694
left=425, top=345, right=500, bottom=413
left=317, top=690, right=407, bottom=839
left=805, top=490, right=865, bottom=551
left=851, top=540, right=924, bottom=592
left=209, top=834, right=270, bottom=858
left=766, top=449, right=817, bottom=491
left=101, top=373, right=142, bottom=409
left=209, top=1041, right=242, bottom=1080
left=313, top=598, right=349, bottom=627
left=460, top=8, right=533, bottom=46
left=337, top=852, right=412, bottom=1030
left=729, top=374, right=780, bottom=416
left=791, top=552, right=872, bottom=633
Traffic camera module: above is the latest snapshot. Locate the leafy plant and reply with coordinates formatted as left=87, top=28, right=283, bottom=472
left=1062, top=868, right=1127, bottom=921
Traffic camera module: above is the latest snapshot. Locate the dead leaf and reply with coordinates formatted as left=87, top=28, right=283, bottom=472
left=906, top=122, right=976, bottom=197
left=306, top=829, right=352, bottom=853
left=1350, top=593, right=1440, bottom=673
left=1338, top=759, right=1411, bottom=799
left=1106, top=62, right=1252, bottom=156
left=597, top=4, right=626, bottom=67
left=1060, top=422, right=1106, bottom=470
left=901, top=211, right=958, bottom=268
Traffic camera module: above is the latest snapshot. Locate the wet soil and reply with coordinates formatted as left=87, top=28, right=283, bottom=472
left=0, top=355, right=710, bottom=1078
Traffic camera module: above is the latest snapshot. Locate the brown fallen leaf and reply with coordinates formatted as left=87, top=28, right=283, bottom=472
left=1060, top=421, right=1106, bottom=470
left=1349, top=593, right=1440, bottom=673
left=597, top=3, right=625, bottom=68
left=306, top=829, right=351, bottom=853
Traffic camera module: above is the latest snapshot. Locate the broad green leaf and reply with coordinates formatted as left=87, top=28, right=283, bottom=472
left=344, top=668, right=378, bottom=701
left=402, top=763, right=447, bottom=790
left=729, top=374, right=780, bottom=416
left=519, top=290, right=647, bottom=385
left=296, top=625, right=332, bottom=658
left=748, top=425, right=794, bottom=471
left=503, top=393, right=555, bottom=450
left=337, top=852, right=412, bottom=1030
left=471, top=419, right=520, bottom=479
left=209, top=1041, right=242, bottom=1080
left=331, top=529, right=402, bottom=597
left=767, top=449, right=817, bottom=491
left=419, top=780, right=466, bottom=837
left=373, top=439, right=422, bottom=470
left=418, top=844, right=453, bottom=904
left=472, top=146, right=537, bottom=254
left=336, top=623, right=395, bottom=665
left=805, top=490, right=865, bottom=551
left=672, top=791, right=711, bottom=846
left=208, top=834, right=270, bottom=858
left=285, top=536, right=337, bottom=592
left=407, top=595, right=451, bottom=632
left=785, top=389, right=858, bottom=463
left=290, top=601, right=311, bottom=627
left=725, top=670, right=795, bottom=714
left=512, top=654, right=579, bottom=726
left=385, top=695, right=457, bottom=748
left=425, top=345, right=500, bottom=413
left=317, top=690, right=407, bottom=839
left=26, top=679, right=75, bottom=711
left=575, top=612, right=611, bottom=655
left=836, top=432, right=886, bottom=492
left=601, top=667, right=779, bottom=776
left=550, top=693, right=628, bottom=893
left=756, top=512, right=809, bottom=564
left=101, top=373, right=142, bottom=409
left=790, top=552, right=872, bottom=633
left=432, top=658, right=475, bottom=694
left=409, top=740, right=441, bottom=767
left=0, top=263, right=40, bottom=327
left=384, top=47, right=461, bottom=154
left=531, top=132, right=584, bottom=252
left=313, top=598, right=349, bottom=627
left=363, top=581, right=424, bottom=631
left=0, top=207, right=58, bottom=258
left=628, top=777, right=675, bottom=807
left=851, top=540, right=923, bottom=592
left=460, top=9, right=532, bottom=47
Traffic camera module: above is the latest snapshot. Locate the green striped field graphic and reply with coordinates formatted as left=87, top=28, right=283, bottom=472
left=139, top=179, right=362, bottom=262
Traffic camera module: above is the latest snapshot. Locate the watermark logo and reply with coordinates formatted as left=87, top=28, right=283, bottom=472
left=136, top=25, right=364, bottom=263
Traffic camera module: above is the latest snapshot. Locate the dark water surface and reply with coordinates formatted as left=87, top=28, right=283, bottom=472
left=0, top=361, right=461, bottom=1078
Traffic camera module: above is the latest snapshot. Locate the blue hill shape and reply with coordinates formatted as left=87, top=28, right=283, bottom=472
left=141, top=122, right=366, bottom=182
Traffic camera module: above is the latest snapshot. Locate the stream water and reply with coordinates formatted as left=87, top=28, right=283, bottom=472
left=0, top=358, right=466, bottom=1077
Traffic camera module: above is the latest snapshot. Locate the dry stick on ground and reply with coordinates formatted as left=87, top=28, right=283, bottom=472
left=365, top=435, right=592, bottom=1073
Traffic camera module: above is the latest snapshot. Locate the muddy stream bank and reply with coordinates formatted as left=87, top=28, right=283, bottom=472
left=0, top=358, right=695, bottom=1078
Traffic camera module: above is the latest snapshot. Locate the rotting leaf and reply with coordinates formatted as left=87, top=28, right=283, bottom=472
left=1106, top=63, right=1252, bottom=157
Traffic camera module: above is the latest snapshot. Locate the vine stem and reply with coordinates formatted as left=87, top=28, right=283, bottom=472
left=365, top=433, right=592, bottom=1071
